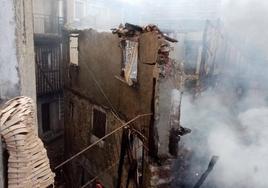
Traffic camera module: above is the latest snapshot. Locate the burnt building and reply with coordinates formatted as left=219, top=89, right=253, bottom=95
left=62, top=23, right=195, bottom=187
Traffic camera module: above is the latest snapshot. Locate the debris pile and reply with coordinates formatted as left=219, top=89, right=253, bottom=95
left=112, top=23, right=178, bottom=43
left=112, top=23, right=178, bottom=85
left=0, top=97, right=55, bottom=188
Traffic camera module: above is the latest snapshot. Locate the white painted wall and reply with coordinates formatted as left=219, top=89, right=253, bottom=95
left=0, top=0, right=36, bottom=102
left=0, top=0, right=20, bottom=99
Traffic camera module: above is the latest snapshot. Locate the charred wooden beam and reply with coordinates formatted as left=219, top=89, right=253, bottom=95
left=168, top=126, right=191, bottom=157
left=163, top=34, right=178, bottom=43
left=193, top=156, right=219, bottom=188
left=125, top=23, right=143, bottom=32
left=116, top=128, right=129, bottom=188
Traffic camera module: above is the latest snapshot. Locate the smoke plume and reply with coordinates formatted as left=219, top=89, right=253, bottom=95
left=175, top=1, right=268, bottom=187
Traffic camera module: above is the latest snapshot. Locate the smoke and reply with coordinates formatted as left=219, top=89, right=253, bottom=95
left=174, top=1, right=268, bottom=187
left=68, top=0, right=222, bottom=31
left=116, top=0, right=144, bottom=5
left=177, top=88, right=268, bottom=187
left=221, top=0, right=268, bottom=60
left=67, top=1, right=268, bottom=186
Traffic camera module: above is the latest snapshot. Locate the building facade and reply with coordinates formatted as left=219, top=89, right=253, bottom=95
left=62, top=24, right=192, bottom=187
left=33, top=0, right=64, bottom=141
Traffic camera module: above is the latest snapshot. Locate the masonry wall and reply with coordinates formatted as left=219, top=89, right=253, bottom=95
left=67, top=29, right=158, bottom=130
left=64, top=29, right=160, bottom=187
left=65, top=92, right=123, bottom=187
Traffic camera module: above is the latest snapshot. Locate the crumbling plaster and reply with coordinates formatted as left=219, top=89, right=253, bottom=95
left=0, top=0, right=20, bottom=99
left=0, top=0, right=36, bottom=102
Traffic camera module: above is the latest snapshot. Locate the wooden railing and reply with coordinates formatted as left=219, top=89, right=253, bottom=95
left=35, top=44, right=63, bottom=96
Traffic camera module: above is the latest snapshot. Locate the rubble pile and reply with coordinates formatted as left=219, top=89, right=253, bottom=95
left=112, top=23, right=178, bottom=85
left=112, top=23, right=177, bottom=44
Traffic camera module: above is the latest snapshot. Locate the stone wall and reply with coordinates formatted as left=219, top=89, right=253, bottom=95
left=64, top=29, right=160, bottom=187
left=63, top=27, right=190, bottom=187
left=65, top=91, right=123, bottom=187
left=67, top=29, right=157, bottom=131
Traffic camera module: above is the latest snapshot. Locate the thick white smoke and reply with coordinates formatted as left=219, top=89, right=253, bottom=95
left=68, top=0, right=268, bottom=187
left=173, top=1, right=268, bottom=187
left=179, top=89, right=268, bottom=188
left=221, top=0, right=268, bottom=59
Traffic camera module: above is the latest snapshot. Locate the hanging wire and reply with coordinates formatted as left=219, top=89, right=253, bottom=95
left=80, top=142, right=147, bottom=188
left=54, top=113, right=152, bottom=170
left=80, top=59, right=121, bottom=119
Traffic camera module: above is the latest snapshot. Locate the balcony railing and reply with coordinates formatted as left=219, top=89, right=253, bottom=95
left=34, top=13, right=64, bottom=35
left=35, top=44, right=63, bottom=96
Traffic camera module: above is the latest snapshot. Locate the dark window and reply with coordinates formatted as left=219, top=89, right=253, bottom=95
left=92, top=108, right=106, bottom=139
left=120, top=40, right=127, bottom=77
left=41, top=103, right=50, bottom=132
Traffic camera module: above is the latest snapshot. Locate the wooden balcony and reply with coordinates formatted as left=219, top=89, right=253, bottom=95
left=35, top=43, right=63, bottom=97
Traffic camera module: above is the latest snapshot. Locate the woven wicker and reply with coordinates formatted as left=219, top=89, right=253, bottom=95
left=0, top=96, right=55, bottom=188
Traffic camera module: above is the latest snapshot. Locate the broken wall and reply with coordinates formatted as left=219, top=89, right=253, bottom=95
left=65, top=29, right=160, bottom=187
left=155, top=79, right=182, bottom=157
left=67, top=29, right=157, bottom=130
